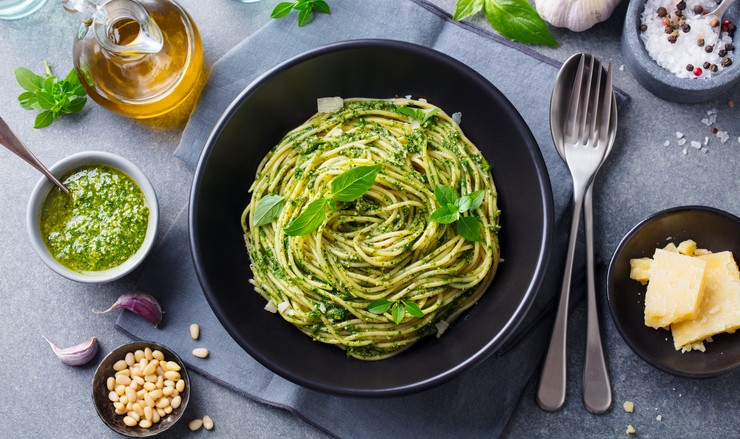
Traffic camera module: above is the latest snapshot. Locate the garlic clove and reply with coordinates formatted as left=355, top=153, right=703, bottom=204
left=535, top=0, right=623, bottom=32
left=95, top=291, right=163, bottom=327
left=44, top=336, right=98, bottom=366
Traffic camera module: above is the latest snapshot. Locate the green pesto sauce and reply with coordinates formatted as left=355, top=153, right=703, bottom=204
left=40, top=165, right=149, bottom=272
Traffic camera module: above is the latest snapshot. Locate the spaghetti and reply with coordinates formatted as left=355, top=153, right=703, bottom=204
left=241, top=98, right=501, bottom=360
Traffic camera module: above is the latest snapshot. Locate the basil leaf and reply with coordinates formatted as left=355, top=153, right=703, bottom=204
left=284, top=198, right=329, bottom=236
left=62, top=97, right=87, bottom=114
left=455, top=196, right=472, bottom=213
left=466, top=190, right=486, bottom=210
left=435, top=184, right=458, bottom=207
left=403, top=301, right=424, bottom=318
left=294, top=0, right=312, bottom=9
left=397, top=106, right=419, bottom=119
left=63, top=68, right=79, bottom=85
left=483, top=0, right=557, bottom=47
left=391, top=301, right=405, bottom=324
left=34, top=111, right=56, bottom=129
left=430, top=205, right=460, bottom=224
left=253, top=194, right=285, bottom=227
left=35, top=91, right=56, bottom=110
left=297, top=7, right=313, bottom=26
left=14, top=67, right=44, bottom=92
left=18, top=92, right=37, bottom=110
left=327, top=198, right=337, bottom=211
left=457, top=216, right=483, bottom=242
left=42, top=77, right=56, bottom=93
left=453, top=0, right=484, bottom=20
left=368, top=299, right=393, bottom=314
left=271, top=2, right=295, bottom=18
left=398, top=106, right=439, bottom=123
left=313, top=0, right=331, bottom=14
left=331, top=164, right=381, bottom=202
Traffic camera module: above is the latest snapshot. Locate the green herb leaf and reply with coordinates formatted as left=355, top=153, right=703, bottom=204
left=253, top=194, right=286, bottom=227
left=271, top=2, right=295, bottom=18
left=391, top=301, right=406, bottom=324
left=14, top=67, right=44, bottom=92
left=36, top=90, right=56, bottom=110
left=457, top=215, right=483, bottom=242
left=313, top=0, right=331, bottom=14
left=61, top=97, right=87, bottom=114
left=398, top=106, right=439, bottom=123
left=455, top=196, right=472, bottom=213
left=453, top=0, right=484, bottom=20
left=34, top=111, right=56, bottom=129
left=18, top=91, right=37, bottom=110
left=483, top=0, right=557, bottom=47
left=284, top=198, right=329, bottom=236
left=403, top=301, right=424, bottom=318
left=327, top=198, right=337, bottom=211
left=429, top=205, right=460, bottom=224
left=466, top=190, right=486, bottom=210
left=368, top=299, right=393, bottom=314
left=435, top=184, right=458, bottom=207
left=331, top=164, right=381, bottom=202
left=297, top=7, right=313, bottom=26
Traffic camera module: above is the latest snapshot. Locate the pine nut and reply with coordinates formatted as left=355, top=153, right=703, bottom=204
left=162, top=386, right=173, bottom=396
left=144, top=374, right=157, bottom=383
left=115, top=385, right=125, bottom=396
left=156, top=375, right=164, bottom=388
left=164, top=406, right=173, bottom=414
left=192, top=348, right=209, bottom=359
left=144, top=347, right=153, bottom=361
left=139, top=419, right=152, bottom=429
left=171, top=389, right=179, bottom=398
left=148, top=389, right=163, bottom=400
left=189, top=419, right=203, bottom=431
left=106, top=377, right=115, bottom=392
left=157, top=407, right=166, bottom=417
left=125, top=387, right=137, bottom=402
left=134, top=350, right=144, bottom=361
left=176, top=380, right=185, bottom=392
left=155, top=397, right=170, bottom=409
left=153, top=410, right=161, bottom=424
left=143, top=362, right=158, bottom=376
left=115, top=368, right=130, bottom=377
left=115, top=407, right=127, bottom=416
left=125, top=352, right=135, bottom=366
left=164, top=380, right=175, bottom=388
left=130, top=367, right=142, bottom=377
left=190, top=323, right=200, bottom=340
left=119, top=396, right=128, bottom=405
left=123, top=416, right=137, bottom=427
left=164, top=371, right=180, bottom=381
left=113, top=360, right=128, bottom=371
left=144, top=406, right=153, bottom=421
left=144, top=382, right=156, bottom=391
left=127, top=411, right=140, bottom=422
left=133, top=403, right=144, bottom=416
left=126, top=401, right=134, bottom=411
left=116, top=375, right=132, bottom=386
left=133, top=376, right=145, bottom=385
left=113, top=402, right=124, bottom=411
left=144, top=393, right=155, bottom=407
left=108, top=391, right=119, bottom=402
left=170, top=395, right=182, bottom=409
left=152, top=350, right=165, bottom=361
left=136, top=389, right=146, bottom=399
left=203, top=415, right=214, bottom=430
left=165, top=361, right=181, bottom=372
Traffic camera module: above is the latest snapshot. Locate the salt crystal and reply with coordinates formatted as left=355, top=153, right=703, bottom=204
left=701, top=118, right=712, bottom=126
left=682, top=148, right=688, bottom=155
left=663, top=140, right=670, bottom=146
left=701, top=147, right=708, bottom=153
left=708, top=108, right=717, bottom=115
left=678, top=138, right=687, bottom=145
left=703, top=136, right=709, bottom=145
left=691, top=141, right=701, bottom=149
left=404, top=95, right=412, bottom=99
left=619, top=65, right=625, bottom=71
left=657, top=415, right=663, bottom=421
left=719, top=132, right=729, bottom=143
left=676, top=131, right=684, bottom=138
left=709, top=114, right=717, bottom=124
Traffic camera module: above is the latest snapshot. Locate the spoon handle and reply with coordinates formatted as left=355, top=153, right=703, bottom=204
left=0, top=117, right=68, bottom=194
left=582, top=186, right=612, bottom=414
left=537, top=182, right=586, bottom=411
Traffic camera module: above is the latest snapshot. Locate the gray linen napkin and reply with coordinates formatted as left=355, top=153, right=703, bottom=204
left=116, top=1, right=629, bottom=437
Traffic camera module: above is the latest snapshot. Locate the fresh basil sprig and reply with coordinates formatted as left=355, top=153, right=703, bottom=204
left=453, top=0, right=557, bottom=47
left=15, top=61, right=88, bottom=129
left=368, top=299, right=424, bottom=324
left=397, top=106, right=440, bottom=124
left=271, top=0, right=331, bottom=26
left=283, top=164, right=382, bottom=236
left=429, top=184, right=485, bottom=242
left=253, top=194, right=286, bottom=226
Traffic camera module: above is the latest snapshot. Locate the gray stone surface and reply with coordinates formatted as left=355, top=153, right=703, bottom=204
left=0, top=1, right=737, bottom=438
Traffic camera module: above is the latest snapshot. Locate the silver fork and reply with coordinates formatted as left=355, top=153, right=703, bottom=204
left=537, top=54, right=613, bottom=412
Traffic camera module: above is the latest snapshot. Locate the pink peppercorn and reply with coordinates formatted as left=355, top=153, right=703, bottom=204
left=693, top=67, right=703, bottom=76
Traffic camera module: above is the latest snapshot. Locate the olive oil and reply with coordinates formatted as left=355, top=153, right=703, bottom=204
left=72, top=0, right=204, bottom=119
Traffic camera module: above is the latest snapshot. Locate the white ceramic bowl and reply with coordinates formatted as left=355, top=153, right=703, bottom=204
left=26, top=151, right=159, bottom=283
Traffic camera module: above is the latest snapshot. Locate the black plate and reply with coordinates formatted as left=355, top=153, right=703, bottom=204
left=607, top=206, right=740, bottom=378
left=190, top=40, right=553, bottom=396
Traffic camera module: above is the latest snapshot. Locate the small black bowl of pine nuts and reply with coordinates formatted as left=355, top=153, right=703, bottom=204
left=92, top=341, right=190, bottom=437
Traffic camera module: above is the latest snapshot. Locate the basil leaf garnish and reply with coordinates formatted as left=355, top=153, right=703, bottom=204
left=330, top=164, right=381, bottom=202
left=391, top=301, right=406, bottom=324
left=430, top=205, right=460, bottom=224
left=457, top=215, right=483, bottom=242
left=483, top=0, right=557, bottom=47
left=253, top=194, right=285, bottom=227
left=435, top=184, right=458, bottom=207
left=368, top=299, right=393, bottom=314
left=284, top=198, right=329, bottom=236
left=403, top=301, right=424, bottom=318
left=453, top=0, right=484, bottom=20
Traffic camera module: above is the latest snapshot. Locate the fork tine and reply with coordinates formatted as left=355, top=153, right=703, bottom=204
left=589, top=59, right=603, bottom=146
left=578, top=56, right=595, bottom=145
left=565, top=54, right=586, bottom=143
left=598, top=62, right=614, bottom=146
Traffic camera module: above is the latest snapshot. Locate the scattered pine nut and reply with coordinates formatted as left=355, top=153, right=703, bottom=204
left=192, top=348, right=209, bottom=359
left=189, top=419, right=203, bottom=431
left=623, top=401, right=634, bottom=413
left=190, top=323, right=200, bottom=340
left=203, top=415, right=214, bottom=430
left=626, top=425, right=636, bottom=435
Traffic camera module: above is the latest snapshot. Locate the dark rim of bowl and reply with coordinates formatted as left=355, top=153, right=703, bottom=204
left=189, top=39, right=553, bottom=396
left=606, top=205, right=740, bottom=378
left=92, top=341, right=190, bottom=437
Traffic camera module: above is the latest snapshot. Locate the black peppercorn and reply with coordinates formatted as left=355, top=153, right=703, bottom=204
left=718, top=49, right=727, bottom=57
left=686, top=64, right=694, bottom=72
left=668, top=34, right=678, bottom=44
left=693, top=5, right=703, bottom=14
left=711, top=127, right=718, bottom=134
left=729, top=23, right=737, bottom=33
left=726, top=43, right=735, bottom=51
left=676, top=1, right=686, bottom=11
left=721, top=57, right=733, bottom=67
left=705, top=45, right=714, bottom=53
left=640, top=23, right=647, bottom=32
left=681, top=24, right=691, bottom=33
left=676, top=9, right=683, bottom=18
left=665, top=25, right=674, bottom=34
left=710, top=64, right=719, bottom=72
left=697, top=38, right=705, bottom=47
left=703, top=61, right=711, bottom=69
left=657, top=7, right=667, bottom=18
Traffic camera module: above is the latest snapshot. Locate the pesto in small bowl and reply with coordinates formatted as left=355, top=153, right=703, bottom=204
left=40, top=165, right=149, bottom=272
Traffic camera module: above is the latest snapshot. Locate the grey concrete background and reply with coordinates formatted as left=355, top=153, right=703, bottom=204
left=0, top=0, right=737, bottom=438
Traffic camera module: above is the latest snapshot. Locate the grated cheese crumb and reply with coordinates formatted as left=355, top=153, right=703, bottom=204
left=264, top=301, right=278, bottom=313
left=623, top=401, right=635, bottom=413
left=626, top=425, right=636, bottom=435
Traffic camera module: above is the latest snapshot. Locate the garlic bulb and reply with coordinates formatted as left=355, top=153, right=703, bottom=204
left=535, top=0, right=623, bottom=32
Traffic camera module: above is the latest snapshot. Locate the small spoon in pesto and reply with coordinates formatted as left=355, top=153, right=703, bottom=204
left=0, top=117, right=69, bottom=194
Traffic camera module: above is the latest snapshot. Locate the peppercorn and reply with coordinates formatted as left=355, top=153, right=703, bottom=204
left=662, top=17, right=671, bottom=27
left=693, top=5, right=703, bottom=14
left=676, top=1, right=686, bottom=11
left=697, top=38, right=705, bottom=47
left=675, top=9, right=683, bottom=18
left=703, top=61, right=711, bottom=69
left=721, top=57, right=733, bottom=67
left=705, top=45, right=714, bottom=53
left=681, top=24, right=691, bottom=33
left=710, top=64, right=719, bottom=72
left=665, top=25, right=674, bottom=34
left=726, top=43, right=735, bottom=51
left=657, top=7, right=667, bottom=18
left=693, top=67, right=702, bottom=76
left=640, top=23, right=647, bottom=32
left=710, top=18, right=719, bottom=27
left=722, top=22, right=729, bottom=32
left=668, top=34, right=678, bottom=44
left=718, top=49, right=727, bottom=57
left=729, top=23, right=737, bottom=33
left=686, top=64, right=694, bottom=72
left=711, top=127, right=718, bottom=134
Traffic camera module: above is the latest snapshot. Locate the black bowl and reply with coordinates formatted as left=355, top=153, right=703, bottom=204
left=607, top=206, right=740, bottom=378
left=190, top=40, right=553, bottom=396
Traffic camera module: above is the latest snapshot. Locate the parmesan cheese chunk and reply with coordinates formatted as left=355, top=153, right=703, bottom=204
left=317, top=97, right=344, bottom=113
left=644, top=249, right=707, bottom=329
left=671, top=252, right=740, bottom=350
left=629, top=257, right=653, bottom=285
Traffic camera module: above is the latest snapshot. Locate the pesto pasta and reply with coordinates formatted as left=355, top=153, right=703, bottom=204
left=241, top=98, right=501, bottom=360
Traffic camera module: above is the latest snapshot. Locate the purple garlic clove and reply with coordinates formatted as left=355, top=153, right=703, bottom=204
left=44, top=336, right=98, bottom=366
left=95, top=291, right=163, bottom=327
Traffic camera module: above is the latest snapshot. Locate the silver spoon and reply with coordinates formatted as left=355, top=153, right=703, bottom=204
left=547, top=53, right=616, bottom=414
left=0, top=117, right=69, bottom=194
left=707, top=0, right=737, bottom=23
